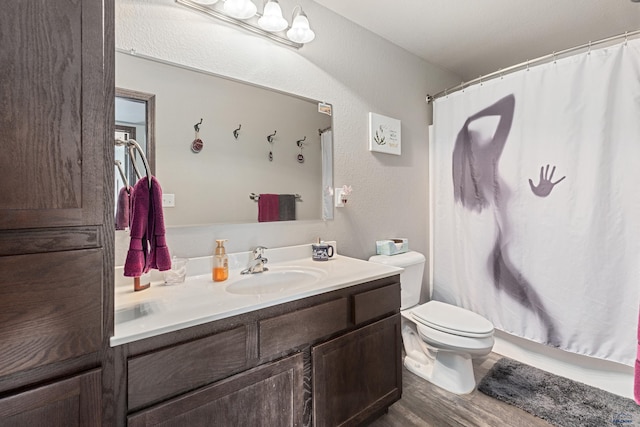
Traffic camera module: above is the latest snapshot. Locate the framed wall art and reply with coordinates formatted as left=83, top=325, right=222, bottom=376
left=368, top=112, right=401, bottom=155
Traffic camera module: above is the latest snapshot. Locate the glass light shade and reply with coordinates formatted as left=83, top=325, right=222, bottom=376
left=287, top=14, right=315, bottom=43
left=258, top=0, right=288, bottom=32
left=224, top=0, right=257, bottom=19
left=193, top=0, right=219, bottom=4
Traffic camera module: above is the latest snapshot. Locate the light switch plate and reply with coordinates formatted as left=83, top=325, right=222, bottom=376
left=162, top=193, right=175, bottom=207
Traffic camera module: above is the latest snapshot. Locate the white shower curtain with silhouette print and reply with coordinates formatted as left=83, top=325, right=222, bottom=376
left=431, top=38, right=640, bottom=365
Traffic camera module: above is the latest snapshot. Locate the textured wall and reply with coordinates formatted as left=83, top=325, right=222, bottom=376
left=115, top=0, right=459, bottom=288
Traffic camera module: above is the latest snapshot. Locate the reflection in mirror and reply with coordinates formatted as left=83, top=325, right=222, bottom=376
left=115, top=51, right=333, bottom=226
left=114, top=88, right=156, bottom=230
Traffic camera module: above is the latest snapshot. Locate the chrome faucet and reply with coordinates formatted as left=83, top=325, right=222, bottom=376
left=241, top=246, right=269, bottom=274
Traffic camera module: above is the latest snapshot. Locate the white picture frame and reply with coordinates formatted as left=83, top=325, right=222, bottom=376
left=368, top=112, right=401, bottom=155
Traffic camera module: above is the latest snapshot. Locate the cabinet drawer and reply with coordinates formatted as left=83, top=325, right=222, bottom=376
left=128, top=326, right=248, bottom=411
left=352, top=282, right=400, bottom=325
left=260, top=298, right=348, bottom=358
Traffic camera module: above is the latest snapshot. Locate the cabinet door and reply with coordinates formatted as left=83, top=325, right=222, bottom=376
left=128, top=353, right=304, bottom=427
left=312, top=314, right=402, bottom=427
left=0, top=0, right=105, bottom=229
left=0, top=369, right=101, bottom=427
left=0, top=249, right=103, bottom=378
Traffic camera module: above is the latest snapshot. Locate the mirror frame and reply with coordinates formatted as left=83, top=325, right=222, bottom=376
left=115, top=87, right=156, bottom=175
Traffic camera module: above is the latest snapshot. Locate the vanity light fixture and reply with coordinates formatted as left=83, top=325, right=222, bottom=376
left=176, top=0, right=315, bottom=48
left=258, top=0, right=288, bottom=32
left=286, top=5, right=315, bottom=43
left=224, top=0, right=257, bottom=19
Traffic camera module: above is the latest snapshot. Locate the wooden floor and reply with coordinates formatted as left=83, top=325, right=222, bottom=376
left=367, top=352, right=553, bottom=427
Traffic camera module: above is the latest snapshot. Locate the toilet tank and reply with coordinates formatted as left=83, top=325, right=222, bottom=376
left=368, top=251, right=426, bottom=310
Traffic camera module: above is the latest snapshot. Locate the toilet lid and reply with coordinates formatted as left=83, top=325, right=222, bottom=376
left=411, top=301, right=494, bottom=338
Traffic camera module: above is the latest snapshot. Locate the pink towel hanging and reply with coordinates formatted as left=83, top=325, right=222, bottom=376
left=124, top=176, right=172, bottom=279
left=258, top=194, right=279, bottom=222
left=115, top=186, right=131, bottom=230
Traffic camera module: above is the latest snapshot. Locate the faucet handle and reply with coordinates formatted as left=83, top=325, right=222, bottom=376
left=253, top=246, right=267, bottom=257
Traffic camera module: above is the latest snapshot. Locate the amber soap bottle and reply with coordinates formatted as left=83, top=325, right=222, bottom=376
left=213, top=239, right=229, bottom=282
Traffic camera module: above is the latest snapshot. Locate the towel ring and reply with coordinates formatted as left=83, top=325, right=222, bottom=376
left=115, top=160, right=130, bottom=191
left=115, top=138, right=152, bottom=188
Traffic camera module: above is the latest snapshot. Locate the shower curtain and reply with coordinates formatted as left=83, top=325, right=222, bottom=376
left=431, top=38, right=640, bottom=365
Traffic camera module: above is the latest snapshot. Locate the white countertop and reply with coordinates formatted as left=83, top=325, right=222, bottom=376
left=111, top=243, right=402, bottom=346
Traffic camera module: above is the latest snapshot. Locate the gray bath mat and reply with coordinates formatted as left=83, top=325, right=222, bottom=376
left=477, top=357, right=640, bottom=427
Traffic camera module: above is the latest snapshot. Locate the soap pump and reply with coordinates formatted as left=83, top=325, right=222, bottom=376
left=213, top=239, right=229, bottom=282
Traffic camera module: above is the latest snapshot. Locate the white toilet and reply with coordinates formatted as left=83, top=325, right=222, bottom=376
left=369, top=251, right=494, bottom=394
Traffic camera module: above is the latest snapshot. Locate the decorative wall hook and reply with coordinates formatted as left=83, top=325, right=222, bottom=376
left=194, top=118, right=203, bottom=132
left=233, top=124, right=241, bottom=139
left=267, top=130, right=277, bottom=143
left=192, top=118, right=204, bottom=153
left=296, top=136, right=306, bottom=163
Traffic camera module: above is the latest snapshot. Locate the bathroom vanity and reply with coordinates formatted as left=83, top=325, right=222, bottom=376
left=111, top=248, right=403, bottom=426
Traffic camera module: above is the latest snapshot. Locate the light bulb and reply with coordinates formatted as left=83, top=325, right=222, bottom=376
left=287, top=13, right=314, bottom=43
left=224, top=0, right=257, bottom=19
left=258, top=0, right=288, bottom=32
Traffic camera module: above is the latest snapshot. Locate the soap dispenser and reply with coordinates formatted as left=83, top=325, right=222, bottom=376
left=213, top=239, right=229, bottom=282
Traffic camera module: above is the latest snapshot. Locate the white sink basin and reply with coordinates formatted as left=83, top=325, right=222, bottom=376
left=225, top=266, right=328, bottom=295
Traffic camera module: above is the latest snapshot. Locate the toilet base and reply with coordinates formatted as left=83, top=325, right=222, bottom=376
left=402, top=322, right=477, bottom=395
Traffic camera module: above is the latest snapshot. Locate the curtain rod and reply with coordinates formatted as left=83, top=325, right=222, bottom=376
left=426, top=29, right=640, bottom=103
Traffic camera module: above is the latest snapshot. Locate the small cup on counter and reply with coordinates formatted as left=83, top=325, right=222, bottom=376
left=163, top=256, right=189, bottom=285
left=312, top=242, right=334, bottom=261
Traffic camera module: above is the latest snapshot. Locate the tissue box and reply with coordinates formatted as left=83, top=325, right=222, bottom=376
left=376, top=238, right=408, bottom=255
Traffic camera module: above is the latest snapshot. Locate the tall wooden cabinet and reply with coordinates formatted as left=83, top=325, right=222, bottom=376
left=0, top=0, right=113, bottom=425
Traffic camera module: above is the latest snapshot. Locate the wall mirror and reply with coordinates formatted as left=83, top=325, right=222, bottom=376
left=114, top=50, right=333, bottom=227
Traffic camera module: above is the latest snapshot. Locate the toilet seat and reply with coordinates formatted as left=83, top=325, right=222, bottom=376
left=413, top=321, right=494, bottom=353
left=410, top=301, right=494, bottom=338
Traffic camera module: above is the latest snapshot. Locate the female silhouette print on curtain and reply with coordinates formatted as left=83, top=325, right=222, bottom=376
left=452, top=94, right=565, bottom=347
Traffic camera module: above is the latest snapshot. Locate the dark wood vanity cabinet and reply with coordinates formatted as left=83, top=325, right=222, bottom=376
left=117, top=276, right=401, bottom=427
left=0, top=0, right=113, bottom=425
